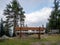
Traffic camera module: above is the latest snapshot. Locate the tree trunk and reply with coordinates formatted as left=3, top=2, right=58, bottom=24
left=13, top=15, right=17, bottom=36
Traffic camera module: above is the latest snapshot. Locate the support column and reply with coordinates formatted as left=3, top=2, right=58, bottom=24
left=38, top=27, right=41, bottom=39
left=20, top=28, right=22, bottom=38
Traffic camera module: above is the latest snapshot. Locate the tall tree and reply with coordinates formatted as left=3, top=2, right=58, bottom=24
left=4, top=18, right=11, bottom=36
left=3, top=0, right=25, bottom=36
left=0, top=19, right=5, bottom=36
left=47, top=0, right=60, bottom=33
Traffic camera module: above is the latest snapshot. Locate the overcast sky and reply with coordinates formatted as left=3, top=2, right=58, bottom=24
left=0, top=0, right=54, bottom=27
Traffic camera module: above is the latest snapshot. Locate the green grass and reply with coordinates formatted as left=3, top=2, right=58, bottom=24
left=0, top=34, right=60, bottom=45
left=44, top=35, right=60, bottom=42
left=0, top=38, right=40, bottom=45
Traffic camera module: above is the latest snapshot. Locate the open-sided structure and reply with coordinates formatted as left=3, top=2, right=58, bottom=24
left=15, top=27, right=45, bottom=39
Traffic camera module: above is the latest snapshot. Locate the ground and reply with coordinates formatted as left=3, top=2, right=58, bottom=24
left=0, top=34, right=60, bottom=45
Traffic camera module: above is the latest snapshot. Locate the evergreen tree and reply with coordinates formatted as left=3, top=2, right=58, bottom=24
left=0, top=19, right=5, bottom=36
left=47, top=0, right=60, bottom=33
left=3, top=0, right=25, bottom=36
left=4, top=19, right=11, bottom=36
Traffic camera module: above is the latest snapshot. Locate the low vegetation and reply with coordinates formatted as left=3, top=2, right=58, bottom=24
left=0, top=34, right=60, bottom=45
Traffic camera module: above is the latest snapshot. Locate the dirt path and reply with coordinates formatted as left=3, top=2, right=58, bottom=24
left=31, top=42, right=51, bottom=45
left=31, top=41, right=60, bottom=45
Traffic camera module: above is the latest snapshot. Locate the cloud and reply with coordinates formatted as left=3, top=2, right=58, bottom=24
left=25, top=7, right=52, bottom=27
left=0, top=7, right=52, bottom=27
left=0, top=10, right=6, bottom=21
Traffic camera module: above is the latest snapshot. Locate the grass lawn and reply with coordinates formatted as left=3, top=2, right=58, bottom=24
left=0, top=34, right=60, bottom=45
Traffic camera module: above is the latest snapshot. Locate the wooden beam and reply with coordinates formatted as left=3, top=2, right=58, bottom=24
left=15, top=27, right=45, bottom=31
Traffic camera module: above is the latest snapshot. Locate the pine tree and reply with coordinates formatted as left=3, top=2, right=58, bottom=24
left=0, top=19, right=5, bottom=36
left=4, top=19, right=11, bottom=36
left=47, top=0, right=60, bottom=33
left=3, top=0, right=25, bottom=36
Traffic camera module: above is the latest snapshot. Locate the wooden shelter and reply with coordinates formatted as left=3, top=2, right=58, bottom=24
left=15, top=27, right=45, bottom=39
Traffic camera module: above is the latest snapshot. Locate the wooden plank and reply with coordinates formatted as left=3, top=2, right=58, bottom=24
left=15, top=27, right=45, bottom=31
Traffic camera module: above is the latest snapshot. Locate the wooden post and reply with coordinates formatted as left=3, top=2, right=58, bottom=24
left=20, top=28, right=22, bottom=38
left=38, top=27, right=41, bottom=39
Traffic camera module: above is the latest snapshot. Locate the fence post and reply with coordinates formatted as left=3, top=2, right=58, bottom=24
left=20, top=27, right=22, bottom=38
left=38, top=27, right=41, bottom=39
